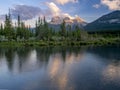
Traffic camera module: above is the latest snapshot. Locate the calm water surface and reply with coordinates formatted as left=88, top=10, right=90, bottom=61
left=0, top=46, right=120, bottom=90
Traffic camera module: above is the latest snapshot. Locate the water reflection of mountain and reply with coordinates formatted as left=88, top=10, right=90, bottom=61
left=87, top=45, right=120, bottom=60
left=24, top=47, right=85, bottom=90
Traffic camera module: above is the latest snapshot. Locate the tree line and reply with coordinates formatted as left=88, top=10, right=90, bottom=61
left=0, top=12, right=88, bottom=42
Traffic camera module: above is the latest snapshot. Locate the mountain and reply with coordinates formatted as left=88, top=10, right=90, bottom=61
left=49, top=16, right=87, bottom=31
left=50, top=16, right=63, bottom=25
left=85, top=10, right=120, bottom=32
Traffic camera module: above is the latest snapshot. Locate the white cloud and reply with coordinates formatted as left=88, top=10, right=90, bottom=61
left=11, top=5, right=42, bottom=20
left=93, top=4, right=101, bottom=9
left=53, top=0, right=78, bottom=5
left=101, top=0, right=120, bottom=10
left=24, top=17, right=38, bottom=27
left=46, top=2, right=61, bottom=16
left=46, top=2, right=75, bottom=19
left=62, top=13, right=74, bottom=19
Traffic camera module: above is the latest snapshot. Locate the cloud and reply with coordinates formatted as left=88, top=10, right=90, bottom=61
left=46, top=2, right=74, bottom=19
left=62, top=13, right=74, bottom=19
left=23, top=17, right=38, bottom=27
left=11, top=5, right=42, bottom=20
left=46, top=2, right=61, bottom=16
left=0, top=2, right=78, bottom=27
left=0, top=15, right=5, bottom=20
left=101, top=0, right=120, bottom=10
left=52, top=0, right=78, bottom=5
left=93, top=4, right=101, bottom=9
left=0, top=2, right=73, bottom=21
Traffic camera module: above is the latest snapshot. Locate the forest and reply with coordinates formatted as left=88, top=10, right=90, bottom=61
left=0, top=12, right=88, bottom=41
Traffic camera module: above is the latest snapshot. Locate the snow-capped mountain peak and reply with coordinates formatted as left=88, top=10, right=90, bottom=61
left=50, top=16, right=87, bottom=26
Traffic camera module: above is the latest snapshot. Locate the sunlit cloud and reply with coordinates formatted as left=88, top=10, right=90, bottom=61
left=46, top=2, right=61, bottom=16
left=101, top=0, right=120, bottom=10
left=52, top=0, right=78, bottom=5
left=46, top=2, right=75, bottom=20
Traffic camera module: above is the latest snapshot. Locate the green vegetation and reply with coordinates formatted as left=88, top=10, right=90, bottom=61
left=0, top=11, right=119, bottom=47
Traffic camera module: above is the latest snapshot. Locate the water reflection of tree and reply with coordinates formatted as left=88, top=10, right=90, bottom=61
left=52, top=47, right=86, bottom=61
left=36, top=47, right=86, bottom=63
left=36, top=47, right=65, bottom=63
left=0, top=48, right=6, bottom=59
left=4, top=48, right=16, bottom=71
left=87, top=45, right=120, bottom=61
left=0, top=46, right=87, bottom=73
left=24, top=47, right=86, bottom=90
left=36, top=47, right=51, bottom=62
left=16, top=47, right=33, bottom=72
left=0, top=47, right=34, bottom=72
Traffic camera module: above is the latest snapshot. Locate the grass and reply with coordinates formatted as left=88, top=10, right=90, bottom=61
left=0, top=38, right=119, bottom=47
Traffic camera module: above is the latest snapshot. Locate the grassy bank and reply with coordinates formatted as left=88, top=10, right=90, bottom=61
left=0, top=38, right=119, bottom=47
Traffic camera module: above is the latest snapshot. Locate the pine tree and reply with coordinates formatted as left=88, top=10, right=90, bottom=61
left=67, top=25, right=72, bottom=38
left=36, top=17, right=49, bottom=40
left=16, top=15, right=22, bottom=39
left=75, top=25, right=81, bottom=41
left=60, top=20, right=66, bottom=37
left=4, top=13, right=14, bottom=41
left=36, top=17, right=44, bottom=40
left=35, top=21, right=38, bottom=37
left=0, top=24, right=4, bottom=35
left=43, top=16, right=50, bottom=40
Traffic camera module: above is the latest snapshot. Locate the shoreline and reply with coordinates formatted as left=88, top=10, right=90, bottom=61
left=0, top=38, right=119, bottom=47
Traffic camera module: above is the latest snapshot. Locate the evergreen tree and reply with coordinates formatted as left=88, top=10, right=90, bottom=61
left=36, top=16, right=51, bottom=40
left=75, top=25, right=81, bottom=41
left=4, top=13, right=14, bottom=40
left=36, top=17, right=44, bottom=40
left=0, top=24, right=4, bottom=35
left=21, top=22, right=29, bottom=40
left=16, top=15, right=22, bottom=39
left=60, top=20, right=66, bottom=37
left=67, top=25, right=72, bottom=38
left=35, top=21, right=38, bottom=37
left=43, top=16, right=51, bottom=40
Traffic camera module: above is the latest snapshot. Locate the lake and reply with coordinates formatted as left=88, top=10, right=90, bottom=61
left=0, top=46, right=120, bottom=90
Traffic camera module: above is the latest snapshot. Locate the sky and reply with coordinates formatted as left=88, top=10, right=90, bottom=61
left=0, top=0, right=120, bottom=26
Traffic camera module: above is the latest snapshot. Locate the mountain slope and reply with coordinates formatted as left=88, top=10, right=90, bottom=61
left=85, top=10, right=120, bottom=32
left=49, top=16, right=87, bottom=31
